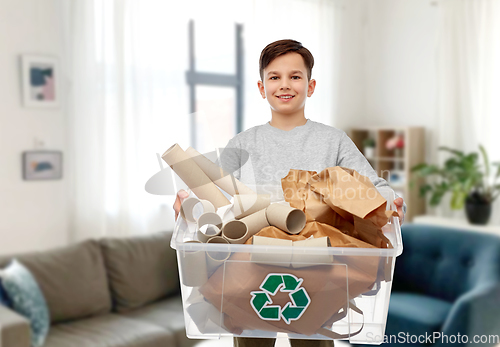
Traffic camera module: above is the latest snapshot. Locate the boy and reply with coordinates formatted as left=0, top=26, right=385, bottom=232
left=174, top=39, right=405, bottom=347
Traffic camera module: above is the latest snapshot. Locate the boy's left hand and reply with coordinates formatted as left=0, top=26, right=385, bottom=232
left=393, top=197, right=405, bottom=225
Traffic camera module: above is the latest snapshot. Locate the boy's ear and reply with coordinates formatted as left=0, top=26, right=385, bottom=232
left=307, top=79, right=316, bottom=97
left=257, top=80, right=266, bottom=99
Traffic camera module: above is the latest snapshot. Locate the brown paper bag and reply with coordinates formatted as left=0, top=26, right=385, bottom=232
left=282, top=167, right=397, bottom=248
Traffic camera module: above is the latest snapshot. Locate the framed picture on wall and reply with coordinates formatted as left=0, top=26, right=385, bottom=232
left=21, top=55, right=60, bottom=108
left=22, top=151, right=63, bottom=180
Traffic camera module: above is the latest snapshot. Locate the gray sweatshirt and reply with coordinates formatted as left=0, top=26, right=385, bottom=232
left=219, top=119, right=405, bottom=213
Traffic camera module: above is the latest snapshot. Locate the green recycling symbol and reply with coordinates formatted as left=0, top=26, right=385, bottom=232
left=250, top=273, right=311, bottom=324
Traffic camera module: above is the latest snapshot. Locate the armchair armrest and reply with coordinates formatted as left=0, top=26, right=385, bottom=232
left=439, top=284, right=500, bottom=346
left=0, top=305, right=31, bottom=347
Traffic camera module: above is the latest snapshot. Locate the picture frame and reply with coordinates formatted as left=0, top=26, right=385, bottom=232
left=21, top=55, right=60, bottom=108
left=22, top=151, right=63, bottom=181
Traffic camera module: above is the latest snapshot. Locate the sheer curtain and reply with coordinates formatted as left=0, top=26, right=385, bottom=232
left=61, top=0, right=342, bottom=241
left=436, top=0, right=500, bottom=221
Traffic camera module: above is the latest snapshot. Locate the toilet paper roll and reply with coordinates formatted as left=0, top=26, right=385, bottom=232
left=231, top=194, right=271, bottom=219
left=240, top=208, right=270, bottom=238
left=162, top=144, right=230, bottom=208
left=292, top=237, right=333, bottom=268
left=250, top=235, right=292, bottom=267
left=206, top=236, right=231, bottom=276
left=222, top=220, right=249, bottom=244
left=179, top=241, right=208, bottom=287
left=180, top=197, right=215, bottom=223
left=265, top=203, right=306, bottom=234
left=196, top=212, right=223, bottom=242
left=185, top=147, right=255, bottom=196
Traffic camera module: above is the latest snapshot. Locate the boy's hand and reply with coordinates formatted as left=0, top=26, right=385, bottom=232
left=173, top=189, right=189, bottom=220
left=393, top=197, right=405, bottom=225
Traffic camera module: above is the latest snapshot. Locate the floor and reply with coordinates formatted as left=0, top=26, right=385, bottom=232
left=195, top=337, right=350, bottom=347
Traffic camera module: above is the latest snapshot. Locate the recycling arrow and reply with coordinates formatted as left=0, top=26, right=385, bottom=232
left=250, top=273, right=311, bottom=325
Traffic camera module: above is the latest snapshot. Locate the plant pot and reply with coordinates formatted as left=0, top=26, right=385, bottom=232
left=465, top=194, right=492, bottom=225
left=364, top=147, right=374, bottom=159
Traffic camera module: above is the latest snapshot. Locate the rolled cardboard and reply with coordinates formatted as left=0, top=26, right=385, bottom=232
left=222, top=220, right=248, bottom=244
left=240, top=208, right=270, bottom=238
left=196, top=212, right=223, bottom=242
left=291, top=236, right=333, bottom=268
left=180, top=197, right=215, bottom=223
left=265, top=203, right=306, bottom=234
left=250, top=235, right=292, bottom=267
left=185, top=147, right=255, bottom=196
left=231, top=194, right=271, bottom=219
left=162, top=144, right=230, bottom=208
left=179, top=241, right=208, bottom=287
left=206, top=236, right=231, bottom=276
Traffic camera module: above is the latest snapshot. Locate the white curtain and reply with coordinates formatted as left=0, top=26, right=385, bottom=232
left=61, top=0, right=342, bottom=241
left=435, top=0, right=500, bottom=221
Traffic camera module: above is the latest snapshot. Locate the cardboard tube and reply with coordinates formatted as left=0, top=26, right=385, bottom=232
left=292, top=237, right=333, bottom=268
left=240, top=208, right=270, bottom=238
left=206, top=236, right=231, bottom=276
left=185, top=147, right=255, bottom=196
left=162, top=144, right=230, bottom=208
left=250, top=235, right=292, bottom=267
left=179, top=241, right=208, bottom=287
left=266, top=203, right=306, bottom=234
left=232, top=194, right=271, bottom=219
left=180, top=197, right=215, bottom=223
left=196, top=212, right=223, bottom=242
left=222, top=220, right=248, bottom=244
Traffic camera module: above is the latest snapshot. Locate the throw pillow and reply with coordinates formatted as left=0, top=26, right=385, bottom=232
left=0, top=259, right=50, bottom=347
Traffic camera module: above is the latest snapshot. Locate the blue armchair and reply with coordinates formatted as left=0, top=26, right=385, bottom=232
left=361, top=223, right=500, bottom=346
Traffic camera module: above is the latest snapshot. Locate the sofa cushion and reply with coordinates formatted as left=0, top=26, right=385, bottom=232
left=44, top=313, right=175, bottom=347
left=0, top=240, right=112, bottom=324
left=387, top=292, right=452, bottom=338
left=100, top=232, right=179, bottom=313
left=121, top=297, right=197, bottom=347
left=0, top=259, right=50, bottom=347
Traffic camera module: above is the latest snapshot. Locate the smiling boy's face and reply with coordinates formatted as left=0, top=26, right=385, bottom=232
left=258, top=52, right=316, bottom=118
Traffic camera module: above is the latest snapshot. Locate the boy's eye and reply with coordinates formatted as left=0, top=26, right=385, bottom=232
left=292, top=76, right=301, bottom=80
left=270, top=76, right=279, bottom=80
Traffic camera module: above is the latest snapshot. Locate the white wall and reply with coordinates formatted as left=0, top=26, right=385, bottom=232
left=337, top=0, right=439, bottom=162
left=0, top=0, right=68, bottom=254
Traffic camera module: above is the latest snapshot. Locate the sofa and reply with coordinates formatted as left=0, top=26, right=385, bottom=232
left=0, top=232, right=197, bottom=347
left=355, top=223, right=500, bottom=346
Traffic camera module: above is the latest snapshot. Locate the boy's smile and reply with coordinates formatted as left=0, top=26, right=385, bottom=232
left=258, top=52, right=316, bottom=122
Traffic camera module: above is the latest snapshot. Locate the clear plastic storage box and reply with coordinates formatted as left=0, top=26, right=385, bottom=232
left=170, top=187, right=402, bottom=344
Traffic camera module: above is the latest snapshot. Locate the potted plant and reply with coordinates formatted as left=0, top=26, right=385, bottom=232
left=363, top=138, right=376, bottom=159
left=412, top=145, right=500, bottom=225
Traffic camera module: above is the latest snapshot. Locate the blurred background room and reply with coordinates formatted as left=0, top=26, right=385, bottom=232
left=1, top=0, right=499, bottom=346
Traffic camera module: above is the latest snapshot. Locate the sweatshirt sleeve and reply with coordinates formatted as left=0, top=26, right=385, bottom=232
left=217, top=137, right=242, bottom=180
left=336, top=132, right=407, bottom=214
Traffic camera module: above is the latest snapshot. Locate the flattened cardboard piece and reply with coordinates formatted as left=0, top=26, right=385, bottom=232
left=239, top=208, right=270, bottom=239
left=231, top=194, right=271, bottom=219
left=162, top=143, right=230, bottom=208
left=180, top=197, right=215, bottom=223
left=196, top=212, right=223, bottom=242
left=206, top=236, right=230, bottom=277
left=199, top=250, right=378, bottom=337
left=292, top=236, right=333, bottom=268
left=179, top=241, right=208, bottom=287
left=222, top=220, right=248, bottom=244
left=265, top=203, right=307, bottom=235
left=250, top=235, right=293, bottom=266
left=185, top=147, right=255, bottom=196
left=186, top=300, right=226, bottom=334
left=309, top=167, right=386, bottom=220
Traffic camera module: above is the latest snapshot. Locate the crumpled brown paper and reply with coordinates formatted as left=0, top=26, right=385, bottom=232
left=282, top=167, right=397, bottom=248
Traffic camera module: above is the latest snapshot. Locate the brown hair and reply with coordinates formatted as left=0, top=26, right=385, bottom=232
left=259, top=39, right=314, bottom=81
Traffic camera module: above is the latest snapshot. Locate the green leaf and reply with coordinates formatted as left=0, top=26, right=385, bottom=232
left=419, top=184, right=432, bottom=197
left=479, top=144, right=490, bottom=178
left=439, top=146, right=464, bottom=157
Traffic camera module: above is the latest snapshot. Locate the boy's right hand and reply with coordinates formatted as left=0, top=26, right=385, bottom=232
left=173, top=189, right=189, bottom=220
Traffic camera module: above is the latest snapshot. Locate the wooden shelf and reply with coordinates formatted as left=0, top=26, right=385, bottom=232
left=351, top=126, right=426, bottom=222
